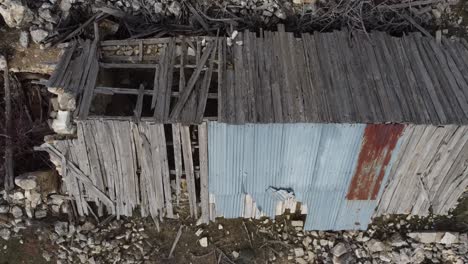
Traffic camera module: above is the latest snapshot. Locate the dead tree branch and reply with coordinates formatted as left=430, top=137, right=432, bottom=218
left=2, top=55, right=14, bottom=191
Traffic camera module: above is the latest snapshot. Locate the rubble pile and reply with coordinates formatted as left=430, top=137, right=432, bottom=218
left=0, top=170, right=63, bottom=236
left=1, top=186, right=468, bottom=264
left=47, top=219, right=153, bottom=263
left=254, top=218, right=468, bottom=264
left=0, top=0, right=465, bottom=48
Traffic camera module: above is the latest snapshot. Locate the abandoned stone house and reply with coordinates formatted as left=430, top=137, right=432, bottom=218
left=40, top=25, right=468, bottom=231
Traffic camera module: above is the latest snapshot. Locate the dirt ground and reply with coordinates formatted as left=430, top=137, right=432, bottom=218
left=0, top=28, right=60, bottom=75
left=0, top=214, right=300, bottom=263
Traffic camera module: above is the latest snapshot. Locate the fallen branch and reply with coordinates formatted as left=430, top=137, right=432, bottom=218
left=168, top=225, right=184, bottom=258
left=242, top=221, right=253, bottom=247
left=2, top=54, right=14, bottom=191
left=377, top=0, right=444, bottom=10
left=402, top=14, right=432, bottom=38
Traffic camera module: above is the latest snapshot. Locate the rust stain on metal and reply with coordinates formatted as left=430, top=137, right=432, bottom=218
left=346, top=124, right=404, bottom=200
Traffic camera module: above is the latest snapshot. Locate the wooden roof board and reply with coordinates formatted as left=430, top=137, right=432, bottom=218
left=376, top=34, right=413, bottom=122
left=52, top=30, right=468, bottom=125
left=349, top=33, right=382, bottom=123
left=389, top=37, right=431, bottom=124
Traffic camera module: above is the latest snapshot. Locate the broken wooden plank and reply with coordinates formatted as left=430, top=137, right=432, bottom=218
left=134, top=84, right=145, bottom=120
left=95, top=86, right=217, bottom=98
left=157, top=124, right=174, bottom=218
left=151, top=65, right=160, bottom=109
left=37, top=143, right=115, bottom=209
left=196, top=40, right=218, bottom=123
left=181, top=125, right=198, bottom=218
left=198, top=122, right=209, bottom=224
left=172, top=124, right=183, bottom=205
left=47, top=41, right=78, bottom=88
left=217, top=38, right=226, bottom=122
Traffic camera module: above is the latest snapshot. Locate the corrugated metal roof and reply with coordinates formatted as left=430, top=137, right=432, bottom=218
left=208, top=122, right=406, bottom=230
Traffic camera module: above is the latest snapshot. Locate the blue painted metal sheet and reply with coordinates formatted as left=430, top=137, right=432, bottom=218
left=208, top=122, right=405, bottom=230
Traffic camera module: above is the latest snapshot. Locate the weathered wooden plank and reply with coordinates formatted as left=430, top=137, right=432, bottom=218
left=142, top=123, right=166, bottom=219
left=314, top=33, right=341, bottom=122
left=181, top=125, right=198, bottom=218
left=153, top=43, right=168, bottom=121
left=232, top=37, right=245, bottom=124
left=334, top=31, right=366, bottom=122
left=78, top=56, right=99, bottom=119
left=225, top=69, right=236, bottom=123
left=76, top=123, right=98, bottom=208
left=244, top=31, right=257, bottom=122
left=109, top=121, right=125, bottom=216
left=270, top=31, right=283, bottom=122
left=277, top=26, right=294, bottom=122
left=179, top=37, right=187, bottom=94
left=401, top=35, right=443, bottom=124
left=100, top=62, right=158, bottom=69
left=272, top=32, right=284, bottom=122
left=95, top=86, right=217, bottom=98
left=48, top=41, right=78, bottom=87
left=196, top=40, right=218, bottom=123
left=258, top=32, right=273, bottom=123
left=123, top=122, right=140, bottom=214
left=420, top=38, right=463, bottom=123
left=376, top=33, right=413, bottom=122
left=443, top=39, right=468, bottom=100
left=427, top=39, right=468, bottom=121
left=418, top=126, right=467, bottom=213
left=81, top=121, right=107, bottom=215
left=287, top=34, right=305, bottom=122
left=302, top=33, right=329, bottom=122
left=414, top=35, right=457, bottom=123
left=370, top=33, right=404, bottom=122
left=134, top=84, right=145, bottom=120
left=58, top=63, right=74, bottom=92
left=93, top=120, right=117, bottom=215
left=77, top=36, right=100, bottom=119
left=198, top=122, right=209, bottom=224
left=345, top=33, right=378, bottom=122
left=171, top=124, right=183, bottom=204
left=164, top=39, right=177, bottom=120
left=217, top=38, right=226, bottom=122
left=72, top=40, right=91, bottom=95
left=131, top=123, right=148, bottom=217
left=390, top=36, right=432, bottom=123
left=353, top=33, right=386, bottom=122
left=156, top=124, right=174, bottom=218
left=432, top=131, right=468, bottom=213
left=136, top=124, right=159, bottom=220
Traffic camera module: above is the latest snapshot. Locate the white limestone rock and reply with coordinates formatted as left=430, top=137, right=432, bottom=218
left=0, top=0, right=34, bottom=28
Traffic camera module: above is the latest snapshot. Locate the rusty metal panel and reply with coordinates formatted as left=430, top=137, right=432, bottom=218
left=347, top=124, right=405, bottom=200
left=208, top=122, right=409, bottom=230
